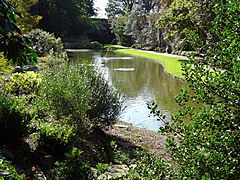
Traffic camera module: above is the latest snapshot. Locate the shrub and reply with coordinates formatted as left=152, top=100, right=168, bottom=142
left=119, top=150, right=173, bottom=180
left=0, top=71, right=40, bottom=143
left=4, top=72, right=41, bottom=95
left=0, top=53, right=12, bottom=84
left=0, top=94, right=33, bottom=143
left=87, top=70, right=122, bottom=128
left=37, top=61, right=122, bottom=132
left=0, top=152, right=25, bottom=180
left=36, top=63, right=92, bottom=129
left=34, top=116, right=76, bottom=145
left=49, top=148, right=93, bottom=180
left=0, top=53, right=12, bottom=76
left=145, top=0, right=240, bottom=179
left=89, top=41, right=103, bottom=49
left=96, top=163, right=109, bottom=175
left=27, top=29, right=63, bottom=57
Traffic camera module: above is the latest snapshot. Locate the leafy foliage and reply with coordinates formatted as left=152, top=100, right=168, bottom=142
left=119, top=150, right=173, bottom=180
left=87, top=70, right=122, bottom=127
left=31, top=0, right=95, bottom=37
left=0, top=94, right=33, bottom=143
left=9, top=0, right=42, bottom=32
left=37, top=63, right=91, bottom=126
left=0, top=71, right=39, bottom=141
left=157, top=0, right=214, bottom=51
left=96, top=163, right=109, bottom=175
left=0, top=53, right=12, bottom=76
left=27, top=29, right=63, bottom=57
left=146, top=0, right=240, bottom=179
left=4, top=71, right=41, bottom=95
left=0, top=0, right=37, bottom=66
left=0, top=153, right=25, bottom=180
left=34, top=58, right=122, bottom=145
left=49, top=147, right=93, bottom=180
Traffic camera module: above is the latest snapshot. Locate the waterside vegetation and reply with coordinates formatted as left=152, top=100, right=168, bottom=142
left=0, top=0, right=239, bottom=179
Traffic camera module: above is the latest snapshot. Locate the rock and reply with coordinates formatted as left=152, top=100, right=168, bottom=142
left=113, top=124, right=129, bottom=128
left=14, top=65, right=38, bottom=73
left=0, top=171, right=11, bottom=178
left=14, top=66, right=23, bottom=73
left=23, top=65, right=38, bottom=72
left=31, top=165, right=47, bottom=180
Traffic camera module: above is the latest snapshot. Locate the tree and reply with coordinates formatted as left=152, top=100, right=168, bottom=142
left=9, top=0, right=41, bottom=32
left=157, top=0, right=214, bottom=51
left=0, top=0, right=37, bottom=66
left=151, top=0, right=240, bottom=178
left=31, top=0, right=95, bottom=37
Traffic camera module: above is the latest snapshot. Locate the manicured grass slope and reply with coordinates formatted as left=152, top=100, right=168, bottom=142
left=106, top=45, right=185, bottom=78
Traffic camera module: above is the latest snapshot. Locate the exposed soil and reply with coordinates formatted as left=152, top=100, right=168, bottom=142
left=105, top=121, right=167, bottom=159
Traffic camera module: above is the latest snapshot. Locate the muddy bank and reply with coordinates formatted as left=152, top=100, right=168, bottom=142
left=105, top=121, right=167, bottom=158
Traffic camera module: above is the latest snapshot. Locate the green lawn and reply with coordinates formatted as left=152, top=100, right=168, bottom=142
left=105, top=45, right=186, bottom=78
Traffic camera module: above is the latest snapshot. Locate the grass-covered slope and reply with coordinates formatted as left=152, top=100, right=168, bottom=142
left=105, top=45, right=186, bottom=78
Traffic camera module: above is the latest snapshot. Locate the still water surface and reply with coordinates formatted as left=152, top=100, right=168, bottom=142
left=70, top=50, right=187, bottom=131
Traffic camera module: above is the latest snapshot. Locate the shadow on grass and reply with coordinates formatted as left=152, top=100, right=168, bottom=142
left=104, top=45, right=126, bottom=52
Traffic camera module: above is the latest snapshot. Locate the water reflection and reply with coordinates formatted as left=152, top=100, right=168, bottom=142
left=70, top=51, right=187, bottom=131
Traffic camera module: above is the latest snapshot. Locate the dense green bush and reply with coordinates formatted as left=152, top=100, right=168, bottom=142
left=0, top=53, right=12, bottom=76
left=36, top=61, right=121, bottom=140
left=27, top=29, right=63, bottom=57
left=36, top=63, right=92, bottom=129
left=0, top=71, right=41, bottom=143
left=87, top=70, right=122, bottom=128
left=0, top=152, right=25, bottom=180
left=119, top=150, right=173, bottom=180
left=146, top=0, right=240, bottom=179
left=4, top=72, right=41, bottom=95
left=0, top=94, right=33, bottom=143
left=49, top=147, right=93, bottom=180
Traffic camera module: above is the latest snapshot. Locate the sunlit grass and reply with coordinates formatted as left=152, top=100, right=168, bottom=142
left=105, top=45, right=186, bottom=78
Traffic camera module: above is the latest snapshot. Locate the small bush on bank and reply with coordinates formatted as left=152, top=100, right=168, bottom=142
left=90, top=41, right=103, bottom=49
left=119, top=150, right=173, bottom=180
left=27, top=29, right=63, bottom=57
left=0, top=53, right=12, bottom=76
left=49, top=147, right=93, bottom=180
left=36, top=63, right=92, bottom=131
left=0, top=152, right=25, bottom=179
left=0, top=94, right=33, bottom=143
left=87, top=70, right=122, bottom=128
left=36, top=61, right=122, bottom=134
left=4, top=72, right=41, bottom=95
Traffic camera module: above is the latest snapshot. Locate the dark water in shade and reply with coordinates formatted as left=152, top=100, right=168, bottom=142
left=69, top=50, right=187, bottom=131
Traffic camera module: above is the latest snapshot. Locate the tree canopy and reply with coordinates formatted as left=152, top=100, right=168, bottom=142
left=0, top=0, right=37, bottom=66
left=31, top=0, right=95, bottom=37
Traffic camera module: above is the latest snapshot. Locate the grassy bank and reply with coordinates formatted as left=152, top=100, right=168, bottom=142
left=105, top=45, right=186, bottom=78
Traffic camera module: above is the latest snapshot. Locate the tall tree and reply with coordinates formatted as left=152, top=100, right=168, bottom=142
left=157, top=0, right=214, bottom=51
left=32, top=0, right=95, bottom=37
left=152, top=0, right=240, bottom=178
left=0, top=0, right=37, bottom=66
left=9, top=0, right=41, bottom=32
